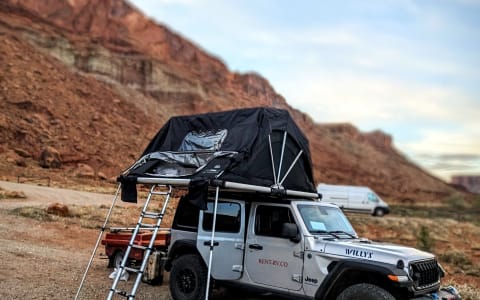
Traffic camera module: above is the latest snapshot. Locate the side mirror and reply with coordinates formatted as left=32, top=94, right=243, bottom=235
left=281, top=223, right=301, bottom=243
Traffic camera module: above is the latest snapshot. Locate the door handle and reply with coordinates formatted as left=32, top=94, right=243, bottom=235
left=249, top=244, right=263, bottom=250
left=203, top=241, right=219, bottom=247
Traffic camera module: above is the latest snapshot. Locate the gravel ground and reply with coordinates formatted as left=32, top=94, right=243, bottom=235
left=0, top=208, right=265, bottom=300
left=1, top=181, right=477, bottom=300
left=0, top=207, right=173, bottom=299
left=0, top=182, right=267, bottom=300
left=0, top=181, right=172, bottom=299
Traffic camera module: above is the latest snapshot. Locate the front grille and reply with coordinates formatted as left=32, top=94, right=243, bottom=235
left=409, top=259, right=440, bottom=289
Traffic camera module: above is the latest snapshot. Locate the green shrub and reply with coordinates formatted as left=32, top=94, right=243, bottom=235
left=472, top=196, right=480, bottom=209
left=10, top=207, right=52, bottom=222
left=416, top=225, right=434, bottom=252
left=445, top=193, right=468, bottom=209
left=440, top=250, right=472, bottom=267
left=0, top=188, right=27, bottom=199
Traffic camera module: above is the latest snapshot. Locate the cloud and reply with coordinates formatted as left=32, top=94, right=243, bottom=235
left=411, top=152, right=480, bottom=180
left=274, top=70, right=480, bottom=180
left=404, top=129, right=480, bottom=155
left=402, top=128, right=480, bottom=180
left=418, top=153, right=480, bottom=161
left=277, top=72, right=479, bottom=125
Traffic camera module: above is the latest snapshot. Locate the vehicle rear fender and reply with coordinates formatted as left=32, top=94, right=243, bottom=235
left=164, top=239, right=198, bottom=271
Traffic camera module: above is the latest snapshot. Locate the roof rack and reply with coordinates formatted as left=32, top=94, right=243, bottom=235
left=134, top=177, right=319, bottom=200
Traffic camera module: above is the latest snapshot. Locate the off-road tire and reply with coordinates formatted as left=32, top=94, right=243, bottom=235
left=336, top=283, right=395, bottom=300
left=169, top=254, right=207, bottom=300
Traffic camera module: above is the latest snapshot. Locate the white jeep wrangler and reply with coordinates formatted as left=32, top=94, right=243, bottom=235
left=165, top=195, right=458, bottom=300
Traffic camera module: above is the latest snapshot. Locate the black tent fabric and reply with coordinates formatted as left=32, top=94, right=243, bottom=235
left=119, top=107, right=316, bottom=203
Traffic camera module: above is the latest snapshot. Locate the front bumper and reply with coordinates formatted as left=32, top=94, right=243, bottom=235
left=411, top=286, right=461, bottom=300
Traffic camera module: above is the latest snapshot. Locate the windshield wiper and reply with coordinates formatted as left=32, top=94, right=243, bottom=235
left=309, top=230, right=356, bottom=239
left=309, top=230, right=340, bottom=239
left=328, top=230, right=356, bottom=239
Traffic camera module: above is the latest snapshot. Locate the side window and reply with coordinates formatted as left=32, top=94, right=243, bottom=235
left=173, top=199, right=200, bottom=230
left=367, top=192, right=379, bottom=202
left=203, top=202, right=241, bottom=233
left=255, top=205, right=295, bottom=238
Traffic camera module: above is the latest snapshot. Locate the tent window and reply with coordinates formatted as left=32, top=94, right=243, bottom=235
left=179, top=129, right=228, bottom=151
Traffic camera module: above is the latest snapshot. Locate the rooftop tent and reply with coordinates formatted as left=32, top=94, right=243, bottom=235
left=118, top=107, right=317, bottom=204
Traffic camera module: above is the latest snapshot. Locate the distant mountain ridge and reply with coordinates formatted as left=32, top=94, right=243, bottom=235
left=452, top=176, right=480, bottom=194
left=0, top=0, right=457, bottom=202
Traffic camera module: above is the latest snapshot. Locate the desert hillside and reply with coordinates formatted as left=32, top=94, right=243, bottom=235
left=0, top=0, right=459, bottom=203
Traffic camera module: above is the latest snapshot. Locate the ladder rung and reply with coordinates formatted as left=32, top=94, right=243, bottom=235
left=111, top=289, right=130, bottom=298
left=150, top=191, right=170, bottom=195
left=124, top=266, right=142, bottom=273
left=131, top=244, right=148, bottom=251
left=142, top=212, right=163, bottom=219
left=139, top=223, right=157, bottom=229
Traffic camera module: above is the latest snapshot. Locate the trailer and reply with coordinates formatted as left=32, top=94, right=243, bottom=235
left=101, top=228, right=170, bottom=267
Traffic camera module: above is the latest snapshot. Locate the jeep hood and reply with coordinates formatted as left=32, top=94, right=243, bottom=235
left=319, top=239, right=435, bottom=265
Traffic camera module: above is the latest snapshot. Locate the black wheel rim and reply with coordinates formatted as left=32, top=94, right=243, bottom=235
left=177, top=268, right=196, bottom=294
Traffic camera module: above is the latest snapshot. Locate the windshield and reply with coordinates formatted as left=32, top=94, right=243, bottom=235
left=367, top=192, right=380, bottom=203
left=298, top=204, right=356, bottom=236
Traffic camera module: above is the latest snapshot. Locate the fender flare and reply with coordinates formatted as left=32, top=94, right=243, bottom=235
left=314, top=259, right=411, bottom=299
left=165, top=239, right=198, bottom=271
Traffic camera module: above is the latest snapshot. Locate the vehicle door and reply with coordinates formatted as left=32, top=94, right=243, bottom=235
left=197, top=200, right=245, bottom=280
left=245, top=203, right=304, bottom=291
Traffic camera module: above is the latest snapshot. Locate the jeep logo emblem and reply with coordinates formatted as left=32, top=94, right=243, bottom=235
left=304, top=276, right=318, bottom=284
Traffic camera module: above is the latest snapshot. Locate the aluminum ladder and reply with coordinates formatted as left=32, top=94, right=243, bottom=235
left=107, top=184, right=172, bottom=300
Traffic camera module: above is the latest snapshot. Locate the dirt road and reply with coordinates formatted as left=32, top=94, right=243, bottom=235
left=0, top=181, right=119, bottom=208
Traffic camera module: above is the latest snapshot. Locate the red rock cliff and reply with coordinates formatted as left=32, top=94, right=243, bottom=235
left=0, top=0, right=456, bottom=202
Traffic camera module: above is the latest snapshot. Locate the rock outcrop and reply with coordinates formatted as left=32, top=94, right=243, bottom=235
left=39, top=146, right=61, bottom=169
left=46, top=202, right=69, bottom=217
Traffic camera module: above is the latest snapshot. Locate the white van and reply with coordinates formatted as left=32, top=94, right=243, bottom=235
left=317, top=184, right=390, bottom=216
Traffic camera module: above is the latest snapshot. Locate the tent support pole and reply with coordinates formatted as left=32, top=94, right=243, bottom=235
left=205, top=186, right=220, bottom=299
left=268, top=134, right=278, bottom=185
left=279, top=150, right=303, bottom=186
left=277, top=131, right=288, bottom=184
left=74, top=183, right=121, bottom=300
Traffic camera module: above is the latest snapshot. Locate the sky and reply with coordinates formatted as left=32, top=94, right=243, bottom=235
left=130, top=0, right=480, bottom=181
